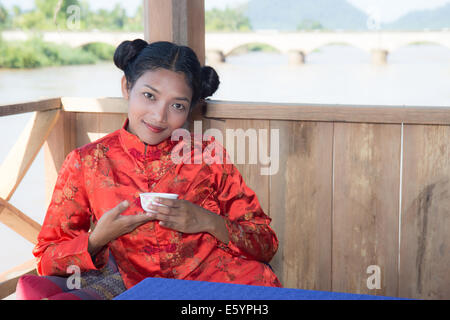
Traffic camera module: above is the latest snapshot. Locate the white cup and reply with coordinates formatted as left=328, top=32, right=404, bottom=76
left=139, top=192, right=179, bottom=212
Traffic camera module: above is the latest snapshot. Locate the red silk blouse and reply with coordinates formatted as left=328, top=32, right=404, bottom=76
left=33, top=120, right=282, bottom=289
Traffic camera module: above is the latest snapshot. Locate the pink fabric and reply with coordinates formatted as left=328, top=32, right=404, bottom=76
left=16, top=275, right=66, bottom=300
left=46, top=292, right=81, bottom=300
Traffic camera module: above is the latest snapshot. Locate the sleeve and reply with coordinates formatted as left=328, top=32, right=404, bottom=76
left=32, top=149, right=109, bottom=276
left=214, top=161, right=279, bottom=263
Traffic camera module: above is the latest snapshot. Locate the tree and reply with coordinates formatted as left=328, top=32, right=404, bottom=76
left=17, top=0, right=80, bottom=30
left=0, top=3, right=10, bottom=29
left=205, top=6, right=252, bottom=32
left=297, top=19, right=324, bottom=31
left=5, top=0, right=143, bottom=31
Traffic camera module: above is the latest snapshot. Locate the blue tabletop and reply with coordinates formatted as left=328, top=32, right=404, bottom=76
left=114, top=277, right=405, bottom=300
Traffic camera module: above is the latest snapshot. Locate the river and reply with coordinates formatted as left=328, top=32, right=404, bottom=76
left=0, top=44, right=449, bottom=275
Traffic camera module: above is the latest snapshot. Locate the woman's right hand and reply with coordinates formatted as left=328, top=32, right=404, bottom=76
left=88, top=200, right=153, bottom=256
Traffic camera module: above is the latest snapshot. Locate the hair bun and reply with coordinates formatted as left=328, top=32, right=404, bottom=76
left=200, top=66, right=220, bottom=99
left=113, top=39, right=148, bottom=71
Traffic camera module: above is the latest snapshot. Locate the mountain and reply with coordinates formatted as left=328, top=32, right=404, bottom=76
left=246, top=0, right=369, bottom=31
left=384, top=4, right=450, bottom=30
left=244, top=0, right=450, bottom=31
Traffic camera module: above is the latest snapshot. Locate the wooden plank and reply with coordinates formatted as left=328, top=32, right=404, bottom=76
left=0, top=259, right=38, bottom=300
left=0, top=197, right=41, bottom=244
left=0, top=258, right=36, bottom=282
left=75, top=113, right=127, bottom=147
left=269, top=120, right=333, bottom=290
left=62, top=97, right=128, bottom=114
left=0, top=258, right=37, bottom=300
left=205, top=100, right=450, bottom=125
left=0, top=109, right=60, bottom=201
left=44, top=111, right=76, bottom=209
left=222, top=119, right=270, bottom=214
left=399, top=124, right=450, bottom=300
left=332, top=122, right=401, bottom=296
left=62, top=97, right=450, bottom=125
left=0, top=98, right=61, bottom=117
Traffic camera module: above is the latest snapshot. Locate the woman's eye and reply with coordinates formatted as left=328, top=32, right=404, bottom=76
left=172, top=103, right=186, bottom=111
left=143, top=92, right=155, bottom=100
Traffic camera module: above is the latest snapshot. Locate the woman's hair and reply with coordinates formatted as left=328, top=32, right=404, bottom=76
left=113, top=39, right=220, bottom=111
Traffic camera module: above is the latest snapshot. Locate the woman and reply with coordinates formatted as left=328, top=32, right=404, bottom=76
left=24, top=39, right=281, bottom=299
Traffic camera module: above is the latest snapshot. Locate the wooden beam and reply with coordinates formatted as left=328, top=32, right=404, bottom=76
left=204, top=100, right=450, bottom=125
left=0, top=98, right=61, bottom=117
left=61, top=97, right=128, bottom=114
left=0, top=109, right=60, bottom=201
left=44, top=110, right=76, bottom=209
left=61, top=97, right=450, bottom=125
left=0, top=198, right=41, bottom=244
left=0, top=258, right=37, bottom=300
left=143, top=0, right=205, bottom=64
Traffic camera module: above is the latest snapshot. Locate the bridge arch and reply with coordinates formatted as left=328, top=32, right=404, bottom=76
left=390, top=40, right=450, bottom=52
left=307, top=42, right=370, bottom=54
left=225, top=42, right=281, bottom=56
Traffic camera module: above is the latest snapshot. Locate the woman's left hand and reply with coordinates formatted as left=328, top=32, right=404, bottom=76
left=146, top=198, right=215, bottom=234
left=147, top=197, right=230, bottom=244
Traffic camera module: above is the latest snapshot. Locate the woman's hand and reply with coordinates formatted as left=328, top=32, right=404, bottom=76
left=88, top=200, right=153, bottom=256
left=147, top=198, right=230, bottom=244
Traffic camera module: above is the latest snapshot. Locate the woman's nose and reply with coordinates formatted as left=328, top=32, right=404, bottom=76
left=152, top=102, right=168, bottom=123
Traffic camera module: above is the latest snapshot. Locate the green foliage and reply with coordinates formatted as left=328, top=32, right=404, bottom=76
left=2, top=1, right=251, bottom=32
left=206, top=6, right=252, bottom=32
left=0, top=2, right=12, bottom=29
left=3, top=0, right=142, bottom=31
left=0, top=36, right=100, bottom=68
left=81, top=42, right=115, bottom=60
left=15, top=0, right=81, bottom=30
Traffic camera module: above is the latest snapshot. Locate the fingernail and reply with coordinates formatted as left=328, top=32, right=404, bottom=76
left=122, top=200, right=129, bottom=207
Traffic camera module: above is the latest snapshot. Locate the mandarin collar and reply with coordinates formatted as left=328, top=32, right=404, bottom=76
left=119, top=119, right=178, bottom=162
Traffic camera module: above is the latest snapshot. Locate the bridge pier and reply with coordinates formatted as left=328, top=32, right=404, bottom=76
left=206, top=50, right=226, bottom=64
left=288, top=50, right=306, bottom=65
left=371, top=49, right=389, bottom=65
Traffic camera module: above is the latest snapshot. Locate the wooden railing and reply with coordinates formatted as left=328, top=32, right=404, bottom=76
left=0, top=98, right=62, bottom=299
left=1, top=97, right=449, bottom=299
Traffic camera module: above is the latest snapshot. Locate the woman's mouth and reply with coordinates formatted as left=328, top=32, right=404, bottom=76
left=143, top=121, right=166, bottom=133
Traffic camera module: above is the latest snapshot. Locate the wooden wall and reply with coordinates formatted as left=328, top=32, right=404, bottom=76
left=201, top=101, right=450, bottom=300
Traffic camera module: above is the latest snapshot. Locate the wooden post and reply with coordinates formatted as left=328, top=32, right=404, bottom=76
left=143, top=0, right=205, bottom=65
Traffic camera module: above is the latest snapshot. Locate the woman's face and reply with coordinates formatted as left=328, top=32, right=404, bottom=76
left=122, top=68, right=192, bottom=145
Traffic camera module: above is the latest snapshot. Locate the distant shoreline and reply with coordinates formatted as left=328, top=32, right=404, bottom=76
left=0, top=37, right=115, bottom=69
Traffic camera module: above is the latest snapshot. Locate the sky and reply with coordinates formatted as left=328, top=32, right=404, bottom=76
left=2, top=0, right=450, bottom=22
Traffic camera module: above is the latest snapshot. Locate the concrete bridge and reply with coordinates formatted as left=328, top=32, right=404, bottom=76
left=2, top=30, right=450, bottom=65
